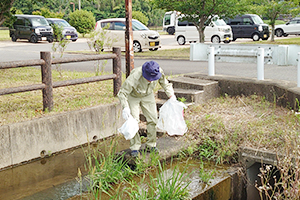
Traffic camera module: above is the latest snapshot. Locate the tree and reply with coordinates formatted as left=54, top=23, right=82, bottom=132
left=249, top=0, right=300, bottom=42
left=69, top=10, right=95, bottom=37
left=0, top=0, right=15, bottom=26
left=32, top=7, right=64, bottom=18
left=151, top=0, right=241, bottom=43
left=132, top=11, right=148, bottom=25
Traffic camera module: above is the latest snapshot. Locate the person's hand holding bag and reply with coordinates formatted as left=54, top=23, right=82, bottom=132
left=122, top=107, right=131, bottom=120
left=169, top=95, right=177, bottom=102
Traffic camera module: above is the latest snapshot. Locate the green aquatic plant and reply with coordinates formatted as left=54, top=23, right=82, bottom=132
left=199, top=159, right=215, bottom=184
left=84, top=137, right=135, bottom=198
left=152, top=162, right=192, bottom=199
left=126, top=161, right=193, bottom=200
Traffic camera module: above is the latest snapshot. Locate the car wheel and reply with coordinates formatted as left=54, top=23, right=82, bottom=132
left=133, top=41, right=142, bottom=52
left=211, top=35, right=221, bottom=43
left=149, top=48, right=158, bottom=51
left=275, top=29, right=284, bottom=37
left=283, top=33, right=289, bottom=37
left=47, top=36, right=53, bottom=43
left=30, top=35, right=38, bottom=43
left=177, top=36, right=186, bottom=45
left=11, top=34, right=17, bottom=42
left=252, top=33, right=260, bottom=41
left=72, top=39, right=77, bottom=42
left=167, top=27, right=175, bottom=35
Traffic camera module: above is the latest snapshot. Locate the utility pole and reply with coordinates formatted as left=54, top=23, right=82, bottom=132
left=125, top=0, right=134, bottom=77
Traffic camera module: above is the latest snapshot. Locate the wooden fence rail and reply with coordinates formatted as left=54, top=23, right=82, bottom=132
left=0, top=47, right=122, bottom=111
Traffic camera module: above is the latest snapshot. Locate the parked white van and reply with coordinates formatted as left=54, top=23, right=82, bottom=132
left=94, top=18, right=160, bottom=52
left=175, top=17, right=233, bottom=44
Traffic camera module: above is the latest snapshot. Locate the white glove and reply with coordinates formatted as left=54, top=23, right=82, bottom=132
left=169, top=95, right=177, bottom=102
left=122, top=107, right=131, bottom=120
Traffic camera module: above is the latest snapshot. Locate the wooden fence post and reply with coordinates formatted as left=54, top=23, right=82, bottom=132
left=113, top=47, right=122, bottom=96
left=41, top=51, right=53, bottom=111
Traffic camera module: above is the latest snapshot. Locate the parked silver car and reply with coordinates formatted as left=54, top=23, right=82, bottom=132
left=275, top=17, right=300, bottom=37
left=94, top=18, right=160, bottom=52
left=46, top=18, right=78, bottom=42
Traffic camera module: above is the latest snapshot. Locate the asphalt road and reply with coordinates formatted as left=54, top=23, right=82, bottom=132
left=0, top=35, right=298, bottom=83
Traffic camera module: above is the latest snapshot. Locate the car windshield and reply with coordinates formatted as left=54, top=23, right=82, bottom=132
left=213, top=19, right=227, bottom=26
left=251, top=15, right=264, bottom=24
left=31, top=18, right=49, bottom=26
left=132, top=20, right=149, bottom=31
left=53, top=20, right=71, bottom=27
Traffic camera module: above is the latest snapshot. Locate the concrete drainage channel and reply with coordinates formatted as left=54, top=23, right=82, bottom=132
left=0, top=136, right=245, bottom=200
left=2, top=73, right=299, bottom=199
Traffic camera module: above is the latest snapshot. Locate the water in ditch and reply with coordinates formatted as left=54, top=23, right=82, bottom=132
left=68, top=158, right=231, bottom=200
left=0, top=138, right=233, bottom=200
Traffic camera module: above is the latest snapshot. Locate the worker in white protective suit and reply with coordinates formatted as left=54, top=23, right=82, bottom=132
left=117, top=60, right=176, bottom=157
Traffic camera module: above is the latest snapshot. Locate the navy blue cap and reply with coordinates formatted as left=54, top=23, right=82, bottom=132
left=142, top=61, right=162, bottom=81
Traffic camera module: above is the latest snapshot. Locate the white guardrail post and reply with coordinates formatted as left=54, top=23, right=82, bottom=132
left=297, top=53, right=300, bottom=87
left=208, top=46, right=215, bottom=76
left=257, top=47, right=264, bottom=80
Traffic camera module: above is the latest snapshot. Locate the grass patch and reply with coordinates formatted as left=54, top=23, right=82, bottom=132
left=69, top=47, right=190, bottom=60
left=0, top=67, right=118, bottom=125
left=185, top=94, right=300, bottom=163
left=263, top=20, right=286, bottom=25
left=247, top=37, right=300, bottom=45
left=134, top=47, right=190, bottom=59
left=0, top=30, right=10, bottom=41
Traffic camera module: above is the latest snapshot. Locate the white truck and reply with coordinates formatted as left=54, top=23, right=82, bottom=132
left=162, top=11, right=179, bottom=35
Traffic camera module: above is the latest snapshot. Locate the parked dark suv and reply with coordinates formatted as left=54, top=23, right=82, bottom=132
left=225, top=14, right=269, bottom=41
left=10, top=14, right=54, bottom=43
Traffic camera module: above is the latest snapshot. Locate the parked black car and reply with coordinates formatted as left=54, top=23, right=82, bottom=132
left=46, top=18, right=78, bottom=42
left=9, top=14, right=53, bottom=43
left=225, top=14, right=269, bottom=41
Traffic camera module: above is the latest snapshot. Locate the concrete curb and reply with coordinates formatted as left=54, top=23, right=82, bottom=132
left=0, top=102, right=123, bottom=170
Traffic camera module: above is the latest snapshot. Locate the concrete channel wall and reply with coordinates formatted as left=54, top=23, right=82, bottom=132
left=0, top=102, right=123, bottom=170
left=186, top=73, right=300, bottom=111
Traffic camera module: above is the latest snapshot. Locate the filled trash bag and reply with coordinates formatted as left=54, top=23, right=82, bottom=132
left=118, top=115, right=139, bottom=140
left=157, top=99, right=188, bottom=136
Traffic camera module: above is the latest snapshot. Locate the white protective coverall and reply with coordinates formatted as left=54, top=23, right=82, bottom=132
left=117, top=66, right=174, bottom=151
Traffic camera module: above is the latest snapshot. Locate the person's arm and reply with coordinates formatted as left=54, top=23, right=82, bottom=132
left=158, top=69, right=174, bottom=99
left=117, top=79, right=133, bottom=109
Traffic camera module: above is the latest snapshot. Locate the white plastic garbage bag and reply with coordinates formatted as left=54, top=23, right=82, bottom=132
left=118, top=115, right=139, bottom=140
left=157, top=98, right=188, bottom=136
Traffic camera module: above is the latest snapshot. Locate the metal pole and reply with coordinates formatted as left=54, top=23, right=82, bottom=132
left=297, top=53, right=300, bottom=87
left=113, top=47, right=122, bottom=96
left=41, top=51, right=53, bottom=111
left=125, top=0, right=134, bottom=78
left=257, top=48, right=264, bottom=80
left=208, top=46, right=215, bottom=76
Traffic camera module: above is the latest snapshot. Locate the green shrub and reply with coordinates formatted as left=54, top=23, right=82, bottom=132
left=132, top=11, right=149, bottom=26
left=69, top=10, right=95, bottom=37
